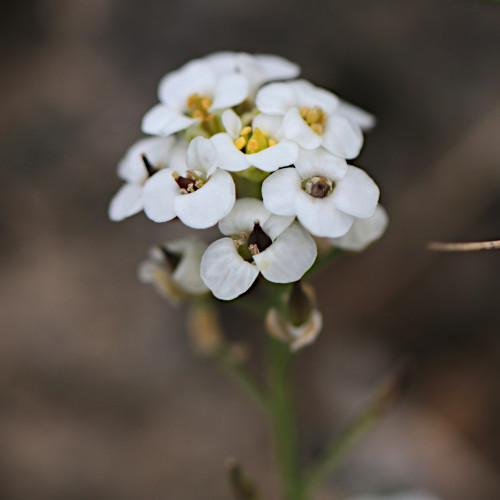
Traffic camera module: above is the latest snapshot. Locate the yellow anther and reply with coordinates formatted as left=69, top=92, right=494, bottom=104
left=310, top=123, right=323, bottom=135
left=300, top=106, right=310, bottom=118
left=187, top=94, right=198, bottom=107
left=306, top=109, right=319, bottom=124
left=260, top=130, right=269, bottom=137
left=192, top=110, right=204, bottom=120
left=246, top=139, right=258, bottom=153
left=234, top=137, right=246, bottom=150
left=240, top=126, right=252, bottom=136
left=201, top=97, right=211, bottom=109
left=268, top=138, right=277, bottom=147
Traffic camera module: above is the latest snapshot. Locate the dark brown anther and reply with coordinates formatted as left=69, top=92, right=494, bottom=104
left=175, top=176, right=197, bottom=191
left=141, top=154, right=158, bottom=177
left=248, top=220, right=272, bottom=253
left=310, top=177, right=331, bottom=198
left=160, top=246, right=182, bottom=271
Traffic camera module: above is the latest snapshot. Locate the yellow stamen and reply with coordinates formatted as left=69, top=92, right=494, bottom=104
left=310, top=123, right=323, bottom=135
left=246, top=139, right=258, bottom=153
left=240, top=126, right=252, bottom=136
left=300, top=106, right=310, bottom=118
left=234, top=137, right=246, bottom=150
left=268, top=138, right=277, bottom=147
left=201, top=97, right=211, bottom=109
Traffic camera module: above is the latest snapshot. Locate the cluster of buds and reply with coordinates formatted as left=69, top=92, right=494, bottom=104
left=110, top=52, right=388, bottom=348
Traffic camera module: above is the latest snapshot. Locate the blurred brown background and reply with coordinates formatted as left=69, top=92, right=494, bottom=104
left=1, top=1, right=500, bottom=499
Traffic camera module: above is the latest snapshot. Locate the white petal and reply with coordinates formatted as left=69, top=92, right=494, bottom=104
left=204, top=52, right=238, bottom=74
left=118, top=136, right=176, bottom=184
left=158, top=60, right=216, bottom=108
left=289, top=310, right=323, bottom=351
left=293, top=80, right=339, bottom=113
left=168, top=239, right=209, bottom=294
left=252, top=113, right=286, bottom=140
left=108, top=184, right=143, bottom=221
left=295, top=192, right=354, bottom=237
left=246, top=142, right=298, bottom=172
left=201, top=238, right=259, bottom=300
left=186, top=136, right=218, bottom=177
left=142, top=169, right=179, bottom=222
left=221, top=109, right=242, bottom=139
left=254, top=54, right=300, bottom=82
left=218, top=198, right=272, bottom=236
left=294, top=147, right=348, bottom=180
left=142, top=104, right=198, bottom=137
left=283, top=108, right=322, bottom=150
left=254, top=222, right=317, bottom=283
left=330, top=205, right=388, bottom=251
left=261, top=214, right=295, bottom=241
left=337, top=99, right=376, bottom=131
left=333, top=165, right=380, bottom=218
left=210, top=133, right=249, bottom=172
left=175, top=169, right=235, bottom=229
left=210, top=73, right=249, bottom=110
left=321, top=114, right=363, bottom=159
left=255, top=82, right=297, bottom=114
left=262, top=167, right=301, bottom=216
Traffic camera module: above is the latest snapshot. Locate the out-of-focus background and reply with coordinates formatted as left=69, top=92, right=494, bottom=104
left=1, top=1, right=500, bottom=499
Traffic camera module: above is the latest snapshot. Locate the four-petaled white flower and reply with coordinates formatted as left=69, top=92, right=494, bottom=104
left=330, top=204, right=389, bottom=251
left=262, top=148, right=380, bottom=238
left=211, top=109, right=298, bottom=173
left=108, top=136, right=186, bottom=221
left=142, top=58, right=250, bottom=138
left=256, top=80, right=374, bottom=159
left=200, top=199, right=317, bottom=300
left=138, top=239, right=208, bottom=305
left=143, top=136, right=235, bottom=228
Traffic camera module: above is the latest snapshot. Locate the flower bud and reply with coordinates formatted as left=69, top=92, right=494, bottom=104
left=265, top=282, right=323, bottom=351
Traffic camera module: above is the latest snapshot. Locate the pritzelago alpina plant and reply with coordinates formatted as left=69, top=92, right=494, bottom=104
left=110, top=52, right=393, bottom=500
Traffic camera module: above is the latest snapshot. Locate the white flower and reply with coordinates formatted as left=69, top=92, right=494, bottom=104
left=142, top=58, right=250, bottom=137
left=200, top=199, right=317, bottom=300
left=210, top=109, right=298, bottom=173
left=265, top=282, right=323, bottom=351
left=108, top=136, right=186, bottom=221
left=266, top=308, right=323, bottom=351
left=256, top=80, right=374, bottom=159
left=330, top=205, right=388, bottom=251
left=142, top=136, right=235, bottom=228
left=138, top=239, right=209, bottom=305
left=262, top=148, right=379, bottom=238
left=204, top=51, right=300, bottom=97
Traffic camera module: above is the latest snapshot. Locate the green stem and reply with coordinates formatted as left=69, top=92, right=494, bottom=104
left=302, top=372, right=403, bottom=497
left=266, top=335, right=304, bottom=500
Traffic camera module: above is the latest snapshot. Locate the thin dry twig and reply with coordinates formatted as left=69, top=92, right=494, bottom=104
left=427, top=240, right=500, bottom=252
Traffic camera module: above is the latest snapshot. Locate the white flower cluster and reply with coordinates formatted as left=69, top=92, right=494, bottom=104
left=110, top=52, right=387, bottom=304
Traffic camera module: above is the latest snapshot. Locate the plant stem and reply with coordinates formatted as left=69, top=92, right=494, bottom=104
left=266, top=335, right=304, bottom=500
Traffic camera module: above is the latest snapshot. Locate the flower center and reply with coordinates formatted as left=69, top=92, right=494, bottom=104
left=303, top=176, right=334, bottom=198
left=233, top=220, right=273, bottom=261
left=186, top=93, right=221, bottom=135
left=160, top=246, right=182, bottom=271
left=172, top=170, right=205, bottom=194
left=233, top=127, right=277, bottom=154
left=142, top=154, right=159, bottom=177
left=300, top=106, right=327, bottom=135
